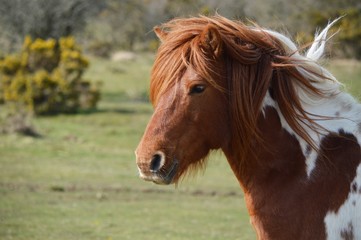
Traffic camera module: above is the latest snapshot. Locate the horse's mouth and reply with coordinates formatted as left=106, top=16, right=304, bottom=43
left=154, top=159, right=179, bottom=184
left=139, top=159, right=179, bottom=185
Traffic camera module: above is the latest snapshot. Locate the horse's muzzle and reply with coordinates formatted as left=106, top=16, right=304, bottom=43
left=136, top=153, right=179, bottom=185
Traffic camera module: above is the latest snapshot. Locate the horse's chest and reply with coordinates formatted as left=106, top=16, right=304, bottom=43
left=249, top=163, right=361, bottom=240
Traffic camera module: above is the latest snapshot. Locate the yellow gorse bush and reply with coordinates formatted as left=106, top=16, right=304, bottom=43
left=0, top=55, right=21, bottom=75
left=0, top=36, right=100, bottom=115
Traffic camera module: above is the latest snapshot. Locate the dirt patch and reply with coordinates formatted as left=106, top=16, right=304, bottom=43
left=111, top=51, right=137, bottom=61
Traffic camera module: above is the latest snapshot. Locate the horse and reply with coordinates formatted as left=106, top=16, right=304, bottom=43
left=135, top=15, right=361, bottom=240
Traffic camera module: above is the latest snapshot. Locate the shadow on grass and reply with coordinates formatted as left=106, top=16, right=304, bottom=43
left=1, top=182, right=242, bottom=198
left=75, top=105, right=153, bottom=115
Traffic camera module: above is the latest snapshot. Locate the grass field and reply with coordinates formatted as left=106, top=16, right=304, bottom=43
left=1, top=53, right=360, bottom=240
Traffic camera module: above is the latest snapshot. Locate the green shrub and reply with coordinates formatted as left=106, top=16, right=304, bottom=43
left=0, top=36, right=100, bottom=115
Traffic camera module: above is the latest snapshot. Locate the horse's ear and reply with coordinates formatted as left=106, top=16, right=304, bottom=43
left=199, top=24, right=222, bottom=57
left=154, top=26, right=168, bottom=42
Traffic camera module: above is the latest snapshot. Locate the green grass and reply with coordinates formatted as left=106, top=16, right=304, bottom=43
left=327, top=59, right=361, bottom=99
left=0, top=55, right=360, bottom=240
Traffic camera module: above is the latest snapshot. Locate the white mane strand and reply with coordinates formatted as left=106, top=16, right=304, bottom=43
left=262, top=19, right=342, bottom=106
left=307, top=17, right=341, bottom=61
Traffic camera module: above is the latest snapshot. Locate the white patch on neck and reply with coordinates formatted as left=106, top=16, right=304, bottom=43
left=262, top=92, right=322, bottom=177
left=257, top=18, right=361, bottom=239
left=324, top=164, right=361, bottom=240
left=260, top=18, right=361, bottom=177
left=263, top=90, right=361, bottom=177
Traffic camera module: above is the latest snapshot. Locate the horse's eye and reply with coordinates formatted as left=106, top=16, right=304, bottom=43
left=189, top=84, right=206, bottom=95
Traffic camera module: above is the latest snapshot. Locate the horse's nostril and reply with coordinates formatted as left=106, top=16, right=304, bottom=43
left=150, top=152, right=164, bottom=173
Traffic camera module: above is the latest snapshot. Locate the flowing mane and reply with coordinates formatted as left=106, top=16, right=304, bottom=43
left=137, top=15, right=361, bottom=239
left=150, top=15, right=340, bottom=162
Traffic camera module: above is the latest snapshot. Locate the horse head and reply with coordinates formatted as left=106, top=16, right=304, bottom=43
left=135, top=23, right=230, bottom=184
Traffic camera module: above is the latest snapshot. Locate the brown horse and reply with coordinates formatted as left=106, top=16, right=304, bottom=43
left=135, top=15, right=361, bottom=240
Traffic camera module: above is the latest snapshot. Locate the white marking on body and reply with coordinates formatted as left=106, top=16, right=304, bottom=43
left=324, top=164, right=361, bottom=240
left=262, top=19, right=361, bottom=177
left=263, top=92, right=322, bottom=177
left=267, top=87, right=361, bottom=178
left=257, top=17, right=361, bottom=239
left=261, top=22, right=361, bottom=238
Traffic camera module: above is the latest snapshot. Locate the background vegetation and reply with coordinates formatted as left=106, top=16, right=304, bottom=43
left=0, top=0, right=360, bottom=58
left=0, top=36, right=100, bottom=115
left=0, top=0, right=360, bottom=239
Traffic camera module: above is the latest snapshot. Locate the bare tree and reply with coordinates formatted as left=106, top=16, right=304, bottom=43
left=0, top=0, right=103, bottom=52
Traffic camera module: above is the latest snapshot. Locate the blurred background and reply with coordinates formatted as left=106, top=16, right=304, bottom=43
left=0, top=0, right=360, bottom=239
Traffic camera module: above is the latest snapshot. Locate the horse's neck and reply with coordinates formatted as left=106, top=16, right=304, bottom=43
left=224, top=104, right=310, bottom=239
left=260, top=90, right=361, bottom=175
left=223, top=91, right=361, bottom=240
left=226, top=91, right=359, bottom=179
left=225, top=103, right=307, bottom=189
